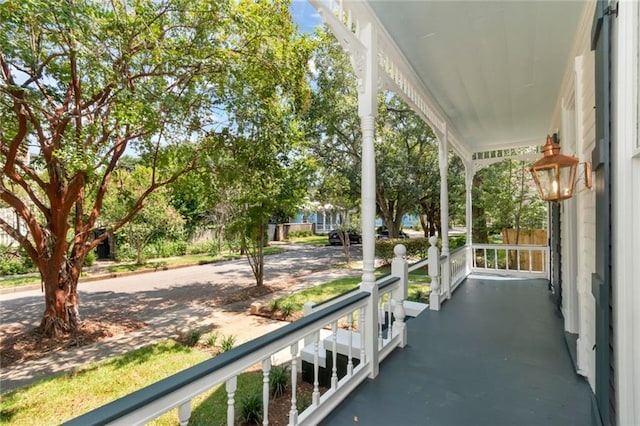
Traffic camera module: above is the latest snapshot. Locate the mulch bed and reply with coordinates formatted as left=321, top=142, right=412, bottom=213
left=0, top=319, right=145, bottom=368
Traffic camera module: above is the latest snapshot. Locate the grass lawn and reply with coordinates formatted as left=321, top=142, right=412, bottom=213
left=284, top=234, right=329, bottom=246
left=272, top=266, right=431, bottom=313
left=0, top=340, right=307, bottom=426
left=0, top=341, right=211, bottom=425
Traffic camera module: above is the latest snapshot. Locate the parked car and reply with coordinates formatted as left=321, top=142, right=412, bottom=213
left=376, top=226, right=409, bottom=240
left=328, top=228, right=362, bottom=245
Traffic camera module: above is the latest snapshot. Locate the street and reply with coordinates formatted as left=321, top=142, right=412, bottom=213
left=0, top=243, right=362, bottom=337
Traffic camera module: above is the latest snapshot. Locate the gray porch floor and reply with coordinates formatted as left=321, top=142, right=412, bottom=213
left=321, top=276, right=593, bottom=426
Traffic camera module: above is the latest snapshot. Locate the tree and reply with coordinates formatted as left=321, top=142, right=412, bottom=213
left=103, top=164, right=185, bottom=264
left=473, top=160, right=547, bottom=242
left=0, top=0, right=307, bottom=337
left=308, top=30, right=465, bottom=239
left=197, top=2, right=314, bottom=286
left=210, top=133, right=315, bottom=286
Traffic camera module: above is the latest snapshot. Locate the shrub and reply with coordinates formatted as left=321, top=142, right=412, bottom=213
left=204, top=332, right=218, bottom=348
left=296, top=392, right=312, bottom=413
left=184, top=330, right=202, bottom=347
left=280, top=302, right=295, bottom=319
left=186, top=240, right=216, bottom=255
left=288, top=230, right=312, bottom=239
left=0, top=246, right=35, bottom=275
left=269, top=299, right=282, bottom=312
left=84, top=250, right=96, bottom=267
left=113, top=243, right=137, bottom=262
left=239, top=392, right=263, bottom=424
left=270, top=364, right=288, bottom=398
left=375, top=237, right=430, bottom=264
left=220, top=334, right=236, bottom=352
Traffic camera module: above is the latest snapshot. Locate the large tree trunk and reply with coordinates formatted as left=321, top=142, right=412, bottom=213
left=40, top=260, right=82, bottom=337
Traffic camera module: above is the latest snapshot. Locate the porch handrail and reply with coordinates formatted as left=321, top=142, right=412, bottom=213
left=449, top=245, right=470, bottom=292
left=65, top=246, right=416, bottom=426
left=64, top=292, right=370, bottom=426
left=471, top=243, right=549, bottom=278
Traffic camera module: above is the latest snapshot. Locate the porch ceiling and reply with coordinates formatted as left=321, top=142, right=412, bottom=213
left=366, top=0, right=586, bottom=154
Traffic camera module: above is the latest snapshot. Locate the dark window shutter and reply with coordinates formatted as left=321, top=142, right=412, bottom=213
left=591, top=0, right=615, bottom=424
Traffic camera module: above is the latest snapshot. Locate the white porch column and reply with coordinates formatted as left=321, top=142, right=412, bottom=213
left=465, top=161, right=474, bottom=246
left=465, top=161, right=474, bottom=274
left=437, top=126, right=450, bottom=299
left=357, top=21, right=379, bottom=379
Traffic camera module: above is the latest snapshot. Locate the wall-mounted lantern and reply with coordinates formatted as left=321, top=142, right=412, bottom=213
left=530, top=134, right=592, bottom=202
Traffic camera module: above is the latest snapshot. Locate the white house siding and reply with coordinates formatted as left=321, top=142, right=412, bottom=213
left=572, top=47, right=598, bottom=390
left=611, top=1, right=640, bottom=424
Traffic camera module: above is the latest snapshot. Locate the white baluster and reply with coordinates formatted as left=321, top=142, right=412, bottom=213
left=331, top=321, right=338, bottom=389
left=226, top=376, right=237, bottom=426
left=313, top=331, right=320, bottom=406
left=378, top=297, right=384, bottom=349
left=392, top=299, right=407, bottom=348
left=262, top=358, right=271, bottom=426
left=359, top=307, right=366, bottom=363
left=347, top=313, right=354, bottom=376
left=289, top=343, right=299, bottom=425
left=178, top=401, right=191, bottom=426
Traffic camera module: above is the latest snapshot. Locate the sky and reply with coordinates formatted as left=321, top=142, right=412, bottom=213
left=289, top=1, right=323, bottom=34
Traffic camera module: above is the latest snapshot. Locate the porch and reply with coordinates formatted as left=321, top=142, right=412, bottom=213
left=322, top=275, right=593, bottom=426
left=64, top=242, right=596, bottom=425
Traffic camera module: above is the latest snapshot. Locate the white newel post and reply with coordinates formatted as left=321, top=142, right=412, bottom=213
left=356, top=20, right=380, bottom=379
left=391, top=244, right=408, bottom=347
left=437, top=126, right=451, bottom=299
left=428, top=235, right=441, bottom=310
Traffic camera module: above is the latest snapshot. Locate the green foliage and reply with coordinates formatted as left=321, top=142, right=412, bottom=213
left=204, top=332, right=219, bottom=348
left=0, top=340, right=208, bottom=424
left=186, top=240, right=217, bottom=256
left=287, top=230, right=312, bottom=239
left=83, top=250, right=96, bottom=267
left=375, top=238, right=430, bottom=265
left=0, top=0, right=313, bottom=333
left=103, top=165, right=186, bottom=264
left=239, top=392, right=263, bottom=424
left=449, top=235, right=467, bottom=251
left=142, top=240, right=188, bottom=260
left=0, top=246, right=35, bottom=276
left=407, top=286, right=429, bottom=302
left=220, top=334, right=236, bottom=352
left=474, top=160, right=547, bottom=241
left=269, top=299, right=282, bottom=312
left=297, top=392, right=312, bottom=413
left=280, top=302, right=295, bottom=319
left=183, top=330, right=202, bottom=347
left=270, top=364, right=289, bottom=399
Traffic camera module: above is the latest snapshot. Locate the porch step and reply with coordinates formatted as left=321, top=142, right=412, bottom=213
left=403, top=300, right=428, bottom=317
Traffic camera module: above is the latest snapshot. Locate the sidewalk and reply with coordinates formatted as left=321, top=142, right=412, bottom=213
left=0, top=267, right=361, bottom=393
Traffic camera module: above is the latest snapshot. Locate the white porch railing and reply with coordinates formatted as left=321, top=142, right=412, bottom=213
left=64, top=241, right=548, bottom=425
left=471, top=243, right=549, bottom=279
left=449, top=245, right=471, bottom=291
left=64, top=247, right=410, bottom=426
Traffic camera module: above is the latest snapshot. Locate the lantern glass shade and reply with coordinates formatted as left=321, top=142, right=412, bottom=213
left=530, top=136, right=579, bottom=201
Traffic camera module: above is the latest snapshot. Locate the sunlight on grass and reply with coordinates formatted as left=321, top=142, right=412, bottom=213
left=274, top=267, right=432, bottom=312
left=286, top=234, right=329, bottom=246
left=0, top=275, right=40, bottom=289
left=0, top=341, right=209, bottom=425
